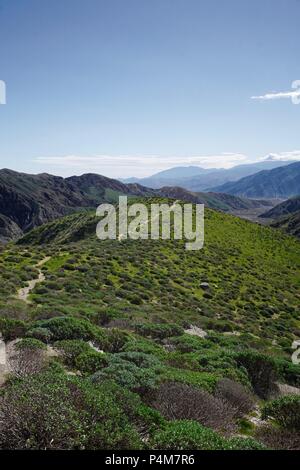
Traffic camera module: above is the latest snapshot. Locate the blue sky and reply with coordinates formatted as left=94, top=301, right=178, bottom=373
left=0, top=0, right=300, bottom=178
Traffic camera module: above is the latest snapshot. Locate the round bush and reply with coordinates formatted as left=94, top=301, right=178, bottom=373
left=75, top=351, right=108, bottom=374
left=151, top=420, right=228, bottom=450
left=26, top=327, right=53, bottom=343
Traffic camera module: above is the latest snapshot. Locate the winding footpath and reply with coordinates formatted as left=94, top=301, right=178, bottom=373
left=17, top=256, right=51, bottom=303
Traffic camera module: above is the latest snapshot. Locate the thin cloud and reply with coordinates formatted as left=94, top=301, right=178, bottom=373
left=33, top=153, right=248, bottom=178
left=260, top=151, right=300, bottom=162
left=251, top=82, right=300, bottom=102
left=33, top=151, right=300, bottom=179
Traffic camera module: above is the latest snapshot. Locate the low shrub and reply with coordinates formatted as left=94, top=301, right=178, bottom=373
left=150, top=381, right=237, bottom=433
left=54, top=339, right=91, bottom=367
left=9, top=339, right=47, bottom=377
left=234, top=350, right=277, bottom=398
left=90, top=354, right=161, bottom=393
left=35, top=317, right=98, bottom=342
left=261, top=395, right=300, bottom=431
left=215, top=378, right=255, bottom=417
left=115, top=351, right=163, bottom=371
left=134, top=323, right=184, bottom=340
left=97, top=328, right=131, bottom=353
left=255, top=424, right=300, bottom=450
left=275, top=359, right=300, bottom=388
left=169, top=334, right=214, bottom=353
left=16, top=338, right=47, bottom=351
left=150, top=420, right=228, bottom=450
left=75, top=351, right=108, bottom=374
left=0, top=318, right=27, bottom=341
left=26, top=327, right=53, bottom=343
left=0, top=368, right=144, bottom=450
left=226, top=437, right=266, bottom=450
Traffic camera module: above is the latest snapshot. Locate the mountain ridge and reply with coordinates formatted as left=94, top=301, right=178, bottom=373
left=0, top=169, right=273, bottom=243
left=211, top=162, right=300, bottom=198
left=120, top=160, right=296, bottom=191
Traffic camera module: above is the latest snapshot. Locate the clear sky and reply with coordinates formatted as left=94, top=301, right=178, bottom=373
left=0, top=0, right=300, bottom=178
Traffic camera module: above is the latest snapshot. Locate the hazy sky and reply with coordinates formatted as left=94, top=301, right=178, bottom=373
left=0, top=0, right=300, bottom=178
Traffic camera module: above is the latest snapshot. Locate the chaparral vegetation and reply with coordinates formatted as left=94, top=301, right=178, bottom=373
left=0, top=199, right=299, bottom=450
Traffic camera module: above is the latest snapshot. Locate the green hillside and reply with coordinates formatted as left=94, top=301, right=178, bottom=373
left=1, top=199, right=300, bottom=450
left=2, top=198, right=299, bottom=347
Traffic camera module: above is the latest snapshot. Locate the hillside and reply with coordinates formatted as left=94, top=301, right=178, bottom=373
left=0, top=169, right=273, bottom=243
left=260, top=196, right=300, bottom=219
left=0, top=169, right=154, bottom=242
left=12, top=200, right=300, bottom=346
left=158, top=187, right=272, bottom=212
left=212, top=162, right=300, bottom=198
left=1, top=198, right=300, bottom=450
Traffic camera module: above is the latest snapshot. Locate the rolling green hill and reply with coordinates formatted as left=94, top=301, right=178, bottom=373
left=0, top=168, right=272, bottom=243
left=6, top=199, right=300, bottom=347
left=1, top=198, right=300, bottom=450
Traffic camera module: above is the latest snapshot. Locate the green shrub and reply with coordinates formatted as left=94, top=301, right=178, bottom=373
left=115, top=351, right=163, bottom=371
left=16, top=338, right=47, bottom=351
left=0, top=368, right=143, bottom=450
left=75, top=351, right=108, bottom=374
left=91, top=355, right=160, bottom=393
left=134, top=323, right=184, bottom=340
left=121, top=338, right=166, bottom=358
left=96, top=328, right=131, bottom=353
left=35, top=317, right=99, bottom=342
left=226, top=437, right=266, bottom=450
left=169, top=334, right=214, bottom=353
left=262, top=395, right=300, bottom=430
left=0, top=318, right=27, bottom=341
left=275, top=359, right=300, bottom=388
left=151, top=420, right=228, bottom=450
left=136, top=404, right=166, bottom=437
left=26, top=327, right=53, bottom=343
left=234, top=350, right=277, bottom=398
left=54, top=340, right=92, bottom=367
left=163, top=367, right=219, bottom=393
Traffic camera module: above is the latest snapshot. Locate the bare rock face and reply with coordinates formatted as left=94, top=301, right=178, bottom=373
left=184, top=325, right=208, bottom=338
left=0, top=214, right=23, bottom=243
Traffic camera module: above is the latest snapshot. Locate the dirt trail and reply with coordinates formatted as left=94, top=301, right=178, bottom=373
left=17, top=256, right=51, bottom=303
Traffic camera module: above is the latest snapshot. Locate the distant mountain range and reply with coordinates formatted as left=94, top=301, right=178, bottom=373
left=158, top=186, right=272, bottom=212
left=212, top=162, right=300, bottom=198
left=121, top=159, right=296, bottom=191
left=0, top=168, right=272, bottom=243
